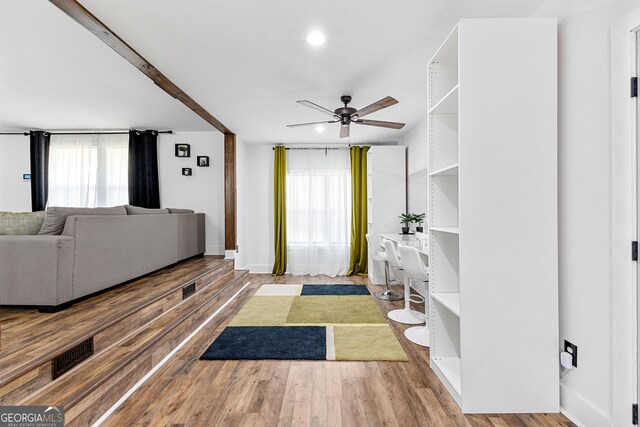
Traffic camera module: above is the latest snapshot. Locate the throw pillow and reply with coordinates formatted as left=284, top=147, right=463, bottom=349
left=125, top=205, right=170, bottom=215
left=0, top=211, right=46, bottom=235
left=167, top=208, right=195, bottom=214
left=38, top=206, right=127, bottom=235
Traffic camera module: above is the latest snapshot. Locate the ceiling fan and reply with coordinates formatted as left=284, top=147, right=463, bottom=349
left=286, top=95, right=406, bottom=138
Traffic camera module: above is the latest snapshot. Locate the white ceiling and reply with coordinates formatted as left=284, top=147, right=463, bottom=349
left=0, top=0, right=546, bottom=144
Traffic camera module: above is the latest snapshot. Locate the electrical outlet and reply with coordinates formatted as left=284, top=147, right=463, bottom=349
left=564, top=340, right=578, bottom=367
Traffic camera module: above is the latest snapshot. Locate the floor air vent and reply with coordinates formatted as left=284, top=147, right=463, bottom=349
left=52, top=337, right=94, bottom=379
left=182, top=282, right=196, bottom=300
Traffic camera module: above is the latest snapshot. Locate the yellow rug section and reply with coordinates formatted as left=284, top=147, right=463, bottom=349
left=285, top=296, right=387, bottom=325
left=333, top=325, right=409, bottom=361
left=229, top=296, right=294, bottom=326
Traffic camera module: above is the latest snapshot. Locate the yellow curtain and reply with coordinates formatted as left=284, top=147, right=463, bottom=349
left=347, top=146, right=369, bottom=276
left=272, top=146, right=287, bottom=275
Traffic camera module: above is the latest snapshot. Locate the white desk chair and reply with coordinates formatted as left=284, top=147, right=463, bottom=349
left=366, top=234, right=403, bottom=301
left=384, top=239, right=424, bottom=325
left=399, top=245, right=430, bottom=347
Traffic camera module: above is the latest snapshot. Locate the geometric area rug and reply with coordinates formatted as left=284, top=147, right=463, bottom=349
left=200, top=284, right=408, bottom=361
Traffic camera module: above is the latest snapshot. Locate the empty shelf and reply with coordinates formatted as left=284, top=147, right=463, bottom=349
left=432, top=292, right=460, bottom=316
left=430, top=163, right=459, bottom=177
left=429, top=85, right=458, bottom=115
left=432, top=357, right=462, bottom=400
left=430, top=227, right=460, bottom=234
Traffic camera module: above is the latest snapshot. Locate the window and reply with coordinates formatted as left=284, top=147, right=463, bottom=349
left=47, top=134, right=128, bottom=207
left=286, top=149, right=351, bottom=276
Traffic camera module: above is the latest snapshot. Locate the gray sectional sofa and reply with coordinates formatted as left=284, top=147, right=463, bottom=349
left=0, top=206, right=205, bottom=310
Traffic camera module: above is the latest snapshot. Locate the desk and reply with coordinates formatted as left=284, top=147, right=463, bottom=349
left=380, top=232, right=429, bottom=256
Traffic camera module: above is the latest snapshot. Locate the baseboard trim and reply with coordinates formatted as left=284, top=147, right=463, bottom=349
left=560, top=384, right=612, bottom=427
left=248, top=265, right=272, bottom=274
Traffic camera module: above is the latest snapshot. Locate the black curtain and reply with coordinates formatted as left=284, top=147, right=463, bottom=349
left=30, top=131, right=50, bottom=212
left=128, top=130, right=160, bottom=208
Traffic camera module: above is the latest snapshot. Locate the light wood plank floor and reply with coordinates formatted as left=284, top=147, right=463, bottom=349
left=0, top=256, right=230, bottom=386
left=102, top=274, right=574, bottom=427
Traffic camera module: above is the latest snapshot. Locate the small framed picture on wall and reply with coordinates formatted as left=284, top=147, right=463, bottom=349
left=175, top=144, right=191, bottom=157
left=182, top=168, right=192, bottom=176
left=197, top=156, right=209, bottom=167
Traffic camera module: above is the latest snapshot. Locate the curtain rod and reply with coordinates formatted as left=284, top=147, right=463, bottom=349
left=0, top=130, right=174, bottom=136
left=272, top=146, right=351, bottom=150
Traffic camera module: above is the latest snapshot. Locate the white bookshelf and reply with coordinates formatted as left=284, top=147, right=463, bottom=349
left=366, top=146, right=406, bottom=284
left=431, top=292, right=460, bottom=316
left=427, top=18, right=558, bottom=413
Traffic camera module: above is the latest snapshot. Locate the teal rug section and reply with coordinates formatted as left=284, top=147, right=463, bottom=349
left=201, top=326, right=327, bottom=360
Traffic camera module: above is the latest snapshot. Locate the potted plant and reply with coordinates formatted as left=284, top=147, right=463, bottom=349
left=399, top=213, right=413, bottom=234
left=413, top=213, right=426, bottom=233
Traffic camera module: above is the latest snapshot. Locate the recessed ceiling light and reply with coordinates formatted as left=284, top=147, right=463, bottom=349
left=306, top=31, right=326, bottom=46
left=315, top=125, right=325, bottom=133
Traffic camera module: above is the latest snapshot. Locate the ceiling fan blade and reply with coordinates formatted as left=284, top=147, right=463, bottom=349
left=354, top=119, right=406, bottom=129
left=353, top=96, right=398, bottom=118
left=287, top=120, right=338, bottom=128
left=340, top=125, right=350, bottom=139
left=297, top=100, right=337, bottom=117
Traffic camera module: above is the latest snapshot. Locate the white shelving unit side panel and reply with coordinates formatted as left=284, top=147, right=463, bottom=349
left=456, top=18, right=559, bottom=414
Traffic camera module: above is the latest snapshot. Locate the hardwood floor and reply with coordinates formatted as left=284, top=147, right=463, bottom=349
left=0, top=257, right=228, bottom=376
left=0, top=256, right=235, bottom=407
left=101, top=274, right=574, bottom=427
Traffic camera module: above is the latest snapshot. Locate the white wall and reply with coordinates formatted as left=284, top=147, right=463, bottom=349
left=0, top=135, right=32, bottom=211
left=235, top=142, right=273, bottom=272
left=158, top=131, right=225, bottom=255
left=402, top=116, right=428, bottom=176
left=402, top=117, right=429, bottom=216
left=235, top=136, right=248, bottom=269
left=533, top=1, right=640, bottom=425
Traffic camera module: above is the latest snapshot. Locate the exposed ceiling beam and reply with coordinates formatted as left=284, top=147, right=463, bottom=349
left=49, top=0, right=232, bottom=134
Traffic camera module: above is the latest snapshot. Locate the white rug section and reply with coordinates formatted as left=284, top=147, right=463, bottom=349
left=254, top=284, right=303, bottom=296
left=326, top=326, right=336, bottom=360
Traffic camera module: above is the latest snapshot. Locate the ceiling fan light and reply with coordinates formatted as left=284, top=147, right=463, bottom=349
left=306, top=31, right=326, bottom=46
left=315, top=125, right=325, bottom=133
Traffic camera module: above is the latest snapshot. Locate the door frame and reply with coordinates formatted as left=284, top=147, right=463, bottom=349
left=612, top=9, right=640, bottom=426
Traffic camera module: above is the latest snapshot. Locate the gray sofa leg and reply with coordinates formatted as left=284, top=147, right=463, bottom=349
left=38, top=302, right=73, bottom=313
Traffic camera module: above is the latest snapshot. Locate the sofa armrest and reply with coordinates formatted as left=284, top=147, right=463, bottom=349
left=0, top=235, right=74, bottom=306
left=176, top=213, right=206, bottom=260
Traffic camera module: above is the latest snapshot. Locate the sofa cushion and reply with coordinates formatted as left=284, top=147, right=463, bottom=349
left=0, top=211, right=46, bottom=235
left=39, top=206, right=127, bottom=235
left=125, top=205, right=170, bottom=215
left=167, top=208, right=195, bottom=214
